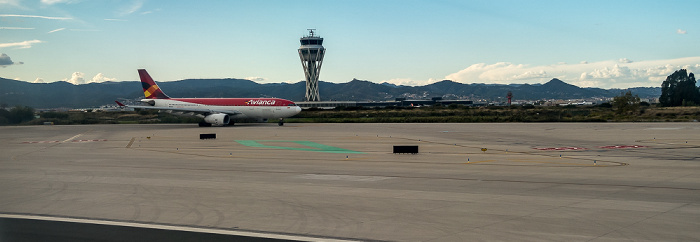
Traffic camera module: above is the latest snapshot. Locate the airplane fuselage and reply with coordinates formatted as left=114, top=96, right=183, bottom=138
left=122, top=69, right=301, bottom=126
left=142, top=98, right=302, bottom=120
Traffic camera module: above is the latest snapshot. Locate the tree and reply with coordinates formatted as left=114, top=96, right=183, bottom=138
left=0, top=108, right=9, bottom=125
left=659, top=69, right=700, bottom=106
left=612, top=91, right=640, bottom=114
left=7, top=106, right=36, bottom=124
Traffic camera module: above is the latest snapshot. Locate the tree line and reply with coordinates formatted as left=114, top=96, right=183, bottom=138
left=598, top=69, right=697, bottom=113
left=0, top=105, right=36, bottom=125
left=659, top=69, right=700, bottom=106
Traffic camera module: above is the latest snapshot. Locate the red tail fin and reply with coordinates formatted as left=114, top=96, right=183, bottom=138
left=138, top=69, right=170, bottom=99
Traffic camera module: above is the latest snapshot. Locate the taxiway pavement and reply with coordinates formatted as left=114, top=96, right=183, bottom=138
left=1, top=123, right=699, bottom=241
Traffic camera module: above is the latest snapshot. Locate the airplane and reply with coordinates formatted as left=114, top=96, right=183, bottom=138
left=116, top=69, right=302, bottom=127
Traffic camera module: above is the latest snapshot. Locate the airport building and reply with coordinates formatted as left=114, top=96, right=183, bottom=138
left=298, top=29, right=325, bottom=102
left=296, top=98, right=474, bottom=109
left=295, top=29, right=476, bottom=109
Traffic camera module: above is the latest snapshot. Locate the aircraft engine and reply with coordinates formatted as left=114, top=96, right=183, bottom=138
left=203, top=113, right=230, bottom=125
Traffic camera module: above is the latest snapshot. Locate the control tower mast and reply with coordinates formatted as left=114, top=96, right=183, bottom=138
left=298, top=29, right=325, bottom=102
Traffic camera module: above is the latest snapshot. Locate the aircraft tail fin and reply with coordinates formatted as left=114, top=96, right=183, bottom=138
left=138, top=69, right=170, bottom=99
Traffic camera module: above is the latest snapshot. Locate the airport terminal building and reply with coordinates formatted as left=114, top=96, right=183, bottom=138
left=296, top=97, right=474, bottom=109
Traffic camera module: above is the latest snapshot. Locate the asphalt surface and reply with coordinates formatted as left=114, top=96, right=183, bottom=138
left=1, top=123, right=699, bottom=241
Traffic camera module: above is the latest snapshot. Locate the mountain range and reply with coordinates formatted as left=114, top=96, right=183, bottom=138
left=0, top=77, right=661, bottom=108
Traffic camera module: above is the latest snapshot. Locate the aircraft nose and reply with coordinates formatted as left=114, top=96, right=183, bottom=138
left=295, top=106, right=302, bottom=114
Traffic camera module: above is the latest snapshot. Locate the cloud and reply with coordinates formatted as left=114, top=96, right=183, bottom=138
left=0, top=0, right=22, bottom=8
left=69, top=29, right=100, bottom=32
left=381, top=78, right=440, bottom=86
left=444, top=57, right=700, bottom=89
left=0, top=40, right=43, bottom=49
left=512, top=70, right=549, bottom=80
left=244, top=77, right=266, bottom=82
left=47, top=28, right=65, bottom=33
left=0, top=27, right=35, bottom=30
left=40, top=0, right=77, bottom=4
left=445, top=62, right=551, bottom=84
left=62, top=72, right=117, bottom=84
left=33, top=78, right=46, bottom=83
left=0, top=14, right=72, bottom=20
left=91, top=73, right=117, bottom=83
left=63, top=72, right=86, bottom=84
left=119, top=0, right=144, bottom=16
left=618, top=58, right=633, bottom=63
left=0, top=53, right=22, bottom=67
left=677, top=29, right=687, bottom=34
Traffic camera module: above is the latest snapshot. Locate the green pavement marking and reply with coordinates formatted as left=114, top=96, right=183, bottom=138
left=235, top=140, right=365, bottom=154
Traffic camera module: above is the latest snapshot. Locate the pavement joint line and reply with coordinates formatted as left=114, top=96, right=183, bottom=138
left=464, top=160, right=497, bottom=164
left=132, top=143, right=628, bottom=166
left=22, top=161, right=699, bottom=191
left=0, top=213, right=361, bottom=242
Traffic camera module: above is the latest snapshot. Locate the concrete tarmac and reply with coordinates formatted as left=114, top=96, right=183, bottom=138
left=0, top=123, right=699, bottom=241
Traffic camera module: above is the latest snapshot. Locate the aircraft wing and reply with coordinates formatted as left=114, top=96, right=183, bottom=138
left=115, top=101, right=242, bottom=116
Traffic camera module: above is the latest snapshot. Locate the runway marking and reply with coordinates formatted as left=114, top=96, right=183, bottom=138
left=235, top=140, right=365, bottom=154
left=71, top=139, right=107, bottom=143
left=296, top=174, right=393, bottom=182
left=62, top=134, right=82, bottom=143
left=465, top=158, right=622, bottom=167
left=22, top=140, right=60, bottom=144
left=340, top=157, right=372, bottom=161
left=23, top=139, right=107, bottom=144
left=508, top=159, right=597, bottom=166
left=533, top=147, right=588, bottom=151
left=464, top=159, right=497, bottom=164
left=645, top=127, right=683, bottom=130
left=0, top=213, right=359, bottom=242
left=598, top=145, right=648, bottom=149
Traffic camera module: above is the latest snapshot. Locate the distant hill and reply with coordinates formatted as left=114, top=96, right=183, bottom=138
left=0, top=77, right=661, bottom=108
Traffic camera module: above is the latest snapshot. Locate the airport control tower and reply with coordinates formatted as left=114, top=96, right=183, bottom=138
left=298, top=29, right=325, bottom=102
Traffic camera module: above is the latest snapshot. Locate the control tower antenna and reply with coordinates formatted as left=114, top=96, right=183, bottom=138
left=298, top=29, right=325, bottom=102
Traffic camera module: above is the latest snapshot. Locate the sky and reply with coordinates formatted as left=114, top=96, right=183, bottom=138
left=1, top=0, right=699, bottom=89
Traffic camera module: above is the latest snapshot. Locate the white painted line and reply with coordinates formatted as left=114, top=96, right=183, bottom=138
left=62, top=134, right=83, bottom=143
left=296, top=174, right=393, bottom=182
left=0, top=213, right=359, bottom=242
left=645, top=127, right=683, bottom=130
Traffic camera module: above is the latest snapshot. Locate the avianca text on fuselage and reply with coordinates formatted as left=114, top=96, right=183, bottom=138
left=116, top=69, right=301, bottom=127
left=246, top=99, right=276, bottom=106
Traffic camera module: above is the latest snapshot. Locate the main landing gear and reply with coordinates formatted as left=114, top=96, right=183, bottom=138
left=278, top=118, right=285, bottom=126
left=198, top=121, right=212, bottom=127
